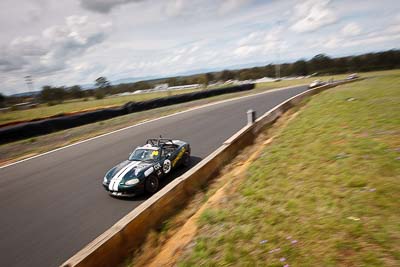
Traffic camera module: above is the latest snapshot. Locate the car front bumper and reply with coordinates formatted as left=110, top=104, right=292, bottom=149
left=102, top=182, right=145, bottom=197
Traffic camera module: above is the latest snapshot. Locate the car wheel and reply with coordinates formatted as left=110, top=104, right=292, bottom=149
left=183, top=152, right=191, bottom=167
left=145, top=175, right=159, bottom=194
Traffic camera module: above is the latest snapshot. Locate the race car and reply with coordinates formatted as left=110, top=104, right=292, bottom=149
left=347, top=73, right=359, bottom=80
left=308, top=79, right=326, bottom=88
left=103, top=138, right=191, bottom=197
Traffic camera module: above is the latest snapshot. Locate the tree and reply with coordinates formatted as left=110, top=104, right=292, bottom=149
left=206, top=72, right=215, bottom=85
left=309, top=54, right=333, bottom=73
left=348, top=56, right=363, bottom=72
left=40, top=86, right=53, bottom=102
left=95, top=76, right=111, bottom=95
left=133, top=81, right=151, bottom=91
left=291, top=60, right=308, bottom=76
left=0, top=93, right=6, bottom=108
left=166, top=77, right=178, bottom=86
left=95, top=77, right=110, bottom=88
left=69, top=85, right=85, bottom=99
left=40, top=86, right=67, bottom=104
left=94, top=90, right=105, bottom=99
left=220, top=70, right=235, bottom=81
left=196, top=75, right=207, bottom=85
left=238, top=70, right=253, bottom=80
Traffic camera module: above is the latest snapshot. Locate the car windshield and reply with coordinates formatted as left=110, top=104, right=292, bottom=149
left=129, top=148, right=159, bottom=161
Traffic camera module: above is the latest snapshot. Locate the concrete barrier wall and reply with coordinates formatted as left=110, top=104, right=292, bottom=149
left=61, top=79, right=360, bottom=267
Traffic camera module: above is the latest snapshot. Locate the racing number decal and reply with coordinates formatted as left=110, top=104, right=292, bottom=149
left=154, top=163, right=161, bottom=171
left=163, top=159, right=172, bottom=174
left=154, top=163, right=163, bottom=176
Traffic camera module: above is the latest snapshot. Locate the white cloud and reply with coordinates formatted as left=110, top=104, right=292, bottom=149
left=290, top=0, right=337, bottom=33
left=324, top=36, right=340, bottom=49
left=219, top=0, right=251, bottom=14
left=238, top=27, right=282, bottom=45
left=345, top=34, right=400, bottom=47
left=0, top=0, right=399, bottom=95
left=234, top=45, right=261, bottom=57
left=312, top=17, right=400, bottom=50
left=79, top=0, right=145, bottom=13
left=234, top=28, right=286, bottom=59
left=341, top=22, right=361, bottom=36
left=0, top=15, right=111, bottom=75
left=165, top=0, right=186, bottom=17
left=235, top=27, right=284, bottom=57
left=237, top=31, right=265, bottom=45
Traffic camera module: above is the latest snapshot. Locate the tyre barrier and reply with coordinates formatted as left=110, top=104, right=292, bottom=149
left=0, top=84, right=254, bottom=145
left=61, top=79, right=361, bottom=267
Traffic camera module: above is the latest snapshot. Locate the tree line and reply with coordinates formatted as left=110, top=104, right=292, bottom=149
left=224, top=49, right=400, bottom=80
left=1, top=49, right=399, bottom=107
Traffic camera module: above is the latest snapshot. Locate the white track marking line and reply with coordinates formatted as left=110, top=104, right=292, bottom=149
left=0, top=85, right=306, bottom=170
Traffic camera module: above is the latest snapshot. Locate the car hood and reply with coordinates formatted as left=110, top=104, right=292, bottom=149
left=106, top=160, right=153, bottom=181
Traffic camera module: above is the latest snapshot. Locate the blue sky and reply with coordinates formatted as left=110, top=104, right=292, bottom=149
left=0, top=0, right=399, bottom=95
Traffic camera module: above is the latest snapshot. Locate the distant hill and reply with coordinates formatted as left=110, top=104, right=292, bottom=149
left=10, top=91, right=41, bottom=97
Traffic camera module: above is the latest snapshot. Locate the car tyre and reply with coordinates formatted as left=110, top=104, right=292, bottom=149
left=145, top=175, right=159, bottom=194
left=183, top=152, right=191, bottom=167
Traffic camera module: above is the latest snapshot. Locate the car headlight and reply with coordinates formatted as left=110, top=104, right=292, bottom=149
left=125, top=178, right=140, bottom=186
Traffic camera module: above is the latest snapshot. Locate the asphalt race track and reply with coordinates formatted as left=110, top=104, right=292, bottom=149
left=0, top=85, right=308, bottom=267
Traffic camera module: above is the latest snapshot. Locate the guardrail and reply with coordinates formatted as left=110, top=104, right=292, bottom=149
left=61, top=79, right=361, bottom=267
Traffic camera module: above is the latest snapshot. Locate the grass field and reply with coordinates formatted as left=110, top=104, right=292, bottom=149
left=255, top=70, right=397, bottom=91
left=2, top=70, right=393, bottom=126
left=178, top=71, right=400, bottom=266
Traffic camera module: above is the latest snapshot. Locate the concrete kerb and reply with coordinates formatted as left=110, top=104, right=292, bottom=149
left=61, top=79, right=360, bottom=267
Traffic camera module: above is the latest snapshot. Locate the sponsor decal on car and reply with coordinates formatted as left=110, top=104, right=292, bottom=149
left=154, top=163, right=161, bottom=171
left=144, top=167, right=154, bottom=177
left=172, top=147, right=186, bottom=167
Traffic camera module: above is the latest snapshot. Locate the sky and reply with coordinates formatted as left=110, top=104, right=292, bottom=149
left=0, top=0, right=399, bottom=95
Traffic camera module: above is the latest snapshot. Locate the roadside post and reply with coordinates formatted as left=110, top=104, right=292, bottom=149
left=247, top=109, right=256, bottom=125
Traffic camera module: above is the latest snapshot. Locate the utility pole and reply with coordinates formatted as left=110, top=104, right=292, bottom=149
left=24, top=75, right=36, bottom=103
left=24, top=75, right=34, bottom=94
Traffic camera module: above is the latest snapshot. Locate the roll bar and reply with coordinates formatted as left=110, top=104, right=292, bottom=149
left=146, top=138, right=174, bottom=147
